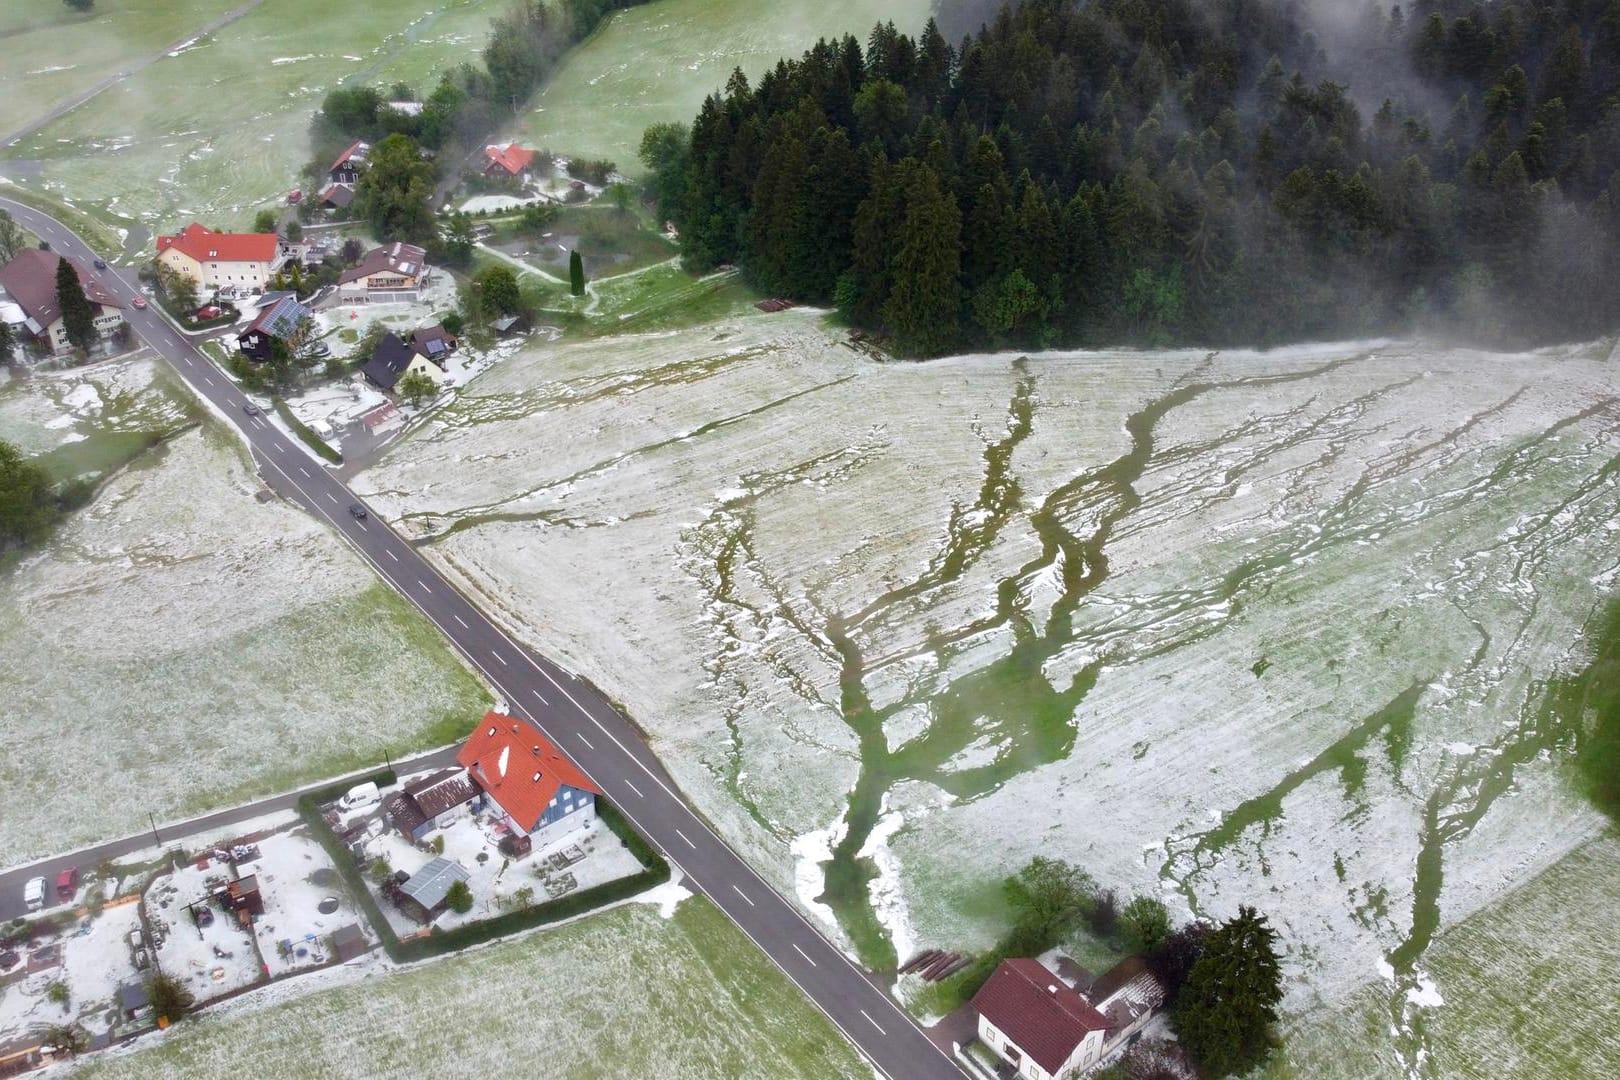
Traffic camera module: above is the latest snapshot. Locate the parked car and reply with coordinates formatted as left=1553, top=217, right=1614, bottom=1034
left=131, top=297, right=148, bottom=309
left=23, top=877, right=45, bottom=912
left=299, top=341, right=330, bottom=359
left=339, top=780, right=379, bottom=809
left=92, top=257, right=108, bottom=270
left=55, top=867, right=77, bottom=901
left=195, top=305, right=222, bottom=320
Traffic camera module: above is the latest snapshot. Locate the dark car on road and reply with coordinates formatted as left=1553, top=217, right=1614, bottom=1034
left=93, top=258, right=107, bottom=270
left=349, top=504, right=367, bottom=520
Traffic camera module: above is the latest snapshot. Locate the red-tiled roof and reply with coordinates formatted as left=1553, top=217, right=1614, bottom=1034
left=455, top=713, right=600, bottom=832
left=972, top=959, right=1110, bottom=1075
left=156, top=222, right=277, bottom=264
left=330, top=140, right=369, bottom=175
left=0, top=248, right=121, bottom=331
left=483, top=142, right=536, bottom=175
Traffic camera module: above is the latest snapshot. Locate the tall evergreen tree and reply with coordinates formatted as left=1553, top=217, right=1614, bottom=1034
left=569, top=250, right=586, bottom=296
left=55, top=257, right=96, bottom=352
left=1172, top=905, right=1284, bottom=1077
left=880, top=160, right=962, bottom=355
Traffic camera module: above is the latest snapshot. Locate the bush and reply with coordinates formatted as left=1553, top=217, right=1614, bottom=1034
left=445, top=880, right=473, bottom=914
left=46, top=981, right=69, bottom=1006
left=146, top=972, right=195, bottom=1023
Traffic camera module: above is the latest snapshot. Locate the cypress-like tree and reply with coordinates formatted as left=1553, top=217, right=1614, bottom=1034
left=1172, top=905, right=1283, bottom=1076
left=55, top=256, right=96, bottom=352
left=569, top=250, right=585, bottom=296
left=880, top=161, right=962, bottom=355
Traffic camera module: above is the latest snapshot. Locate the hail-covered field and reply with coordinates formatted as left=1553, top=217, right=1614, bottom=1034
left=0, top=358, right=489, bottom=866
left=69, top=895, right=866, bottom=1079
left=355, top=311, right=1620, bottom=1074
left=521, top=0, right=935, bottom=171
left=0, top=0, right=507, bottom=239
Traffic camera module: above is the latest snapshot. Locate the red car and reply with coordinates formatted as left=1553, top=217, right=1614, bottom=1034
left=131, top=297, right=148, bottom=309
left=196, top=305, right=221, bottom=319
left=56, top=867, right=77, bottom=901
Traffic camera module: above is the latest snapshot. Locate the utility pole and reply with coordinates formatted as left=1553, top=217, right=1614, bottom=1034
left=148, top=811, right=161, bottom=846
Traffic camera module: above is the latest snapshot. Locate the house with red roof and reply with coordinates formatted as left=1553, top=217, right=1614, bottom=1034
left=455, top=713, right=601, bottom=852
left=970, top=956, right=1165, bottom=1078
left=328, top=140, right=370, bottom=186
left=156, top=223, right=280, bottom=292
left=0, top=248, right=124, bottom=355
left=482, top=142, right=537, bottom=179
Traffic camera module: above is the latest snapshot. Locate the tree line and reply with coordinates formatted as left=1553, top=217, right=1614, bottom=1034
left=644, top=0, right=1620, bottom=355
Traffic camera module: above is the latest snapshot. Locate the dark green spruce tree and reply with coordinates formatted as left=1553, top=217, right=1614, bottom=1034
left=55, top=257, right=96, bottom=352
left=569, top=250, right=585, bottom=296
left=1172, top=905, right=1284, bottom=1076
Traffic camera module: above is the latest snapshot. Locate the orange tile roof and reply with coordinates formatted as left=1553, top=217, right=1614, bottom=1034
left=483, top=143, right=536, bottom=175
left=156, top=222, right=277, bottom=264
left=456, top=713, right=599, bottom=832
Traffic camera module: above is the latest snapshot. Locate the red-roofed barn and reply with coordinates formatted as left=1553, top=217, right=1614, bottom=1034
left=456, top=713, right=600, bottom=852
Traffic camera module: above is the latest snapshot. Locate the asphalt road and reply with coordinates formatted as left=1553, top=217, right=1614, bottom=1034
left=0, top=197, right=960, bottom=1080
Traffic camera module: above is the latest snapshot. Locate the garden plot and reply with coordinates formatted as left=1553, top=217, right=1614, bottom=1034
left=0, top=899, right=145, bottom=1052
left=245, top=827, right=369, bottom=978
left=69, top=897, right=866, bottom=1080
left=0, top=418, right=489, bottom=867
left=356, top=316, right=1620, bottom=1072
left=353, top=792, right=642, bottom=935
left=521, top=0, right=936, bottom=172
left=144, top=862, right=266, bottom=1005
left=1, top=0, right=507, bottom=235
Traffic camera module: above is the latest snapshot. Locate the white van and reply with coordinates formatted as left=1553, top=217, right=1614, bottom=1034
left=23, top=876, right=46, bottom=912
left=339, top=781, right=381, bottom=811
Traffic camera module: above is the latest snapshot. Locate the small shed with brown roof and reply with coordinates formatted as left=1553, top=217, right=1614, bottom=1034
left=384, top=768, right=480, bottom=841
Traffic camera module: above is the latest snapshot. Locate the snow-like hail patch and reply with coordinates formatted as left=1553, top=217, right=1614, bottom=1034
left=1405, top=975, right=1444, bottom=1008
left=270, top=55, right=317, bottom=65
left=497, top=743, right=510, bottom=777
left=635, top=876, right=694, bottom=919
left=859, top=799, right=916, bottom=964
left=789, top=820, right=844, bottom=930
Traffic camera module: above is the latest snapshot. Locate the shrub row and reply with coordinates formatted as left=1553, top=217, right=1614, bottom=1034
left=296, top=774, right=668, bottom=964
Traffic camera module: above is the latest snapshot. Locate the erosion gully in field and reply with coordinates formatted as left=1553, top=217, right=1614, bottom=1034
left=358, top=320, right=1620, bottom=1076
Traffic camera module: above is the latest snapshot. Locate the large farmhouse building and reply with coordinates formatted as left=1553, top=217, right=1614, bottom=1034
left=156, top=223, right=279, bottom=292
left=0, top=248, right=124, bottom=354
left=970, top=955, right=1165, bottom=1078
left=338, top=242, right=430, bottom=304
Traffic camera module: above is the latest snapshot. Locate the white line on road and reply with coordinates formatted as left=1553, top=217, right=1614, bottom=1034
left=353, top=519, right=367, bottom=531
left=491, top=650, right=507, bottom=665
left=453, top=614, right=469, bottom=629
left=299, top=466, right=310, bottom=477
left=386, top=550, right=398, bottom=562
left=576, top=732, right=594, bottom=750
left=793, top=944, right=817, bottom=966
left=325, top=492, right=337, bottom=503
left=531, top=688, right=549, bottom=705
left=859, top=1010, right=886, bottom=1035
left=203, top=376, right=215, bottom=386
left=731, top=884, right=755, bottom=906
left=622, top=777, right=642, bottom=798
left=675, top=828, right=696, bottom=849
left=417, top=580, right=432, bottom=593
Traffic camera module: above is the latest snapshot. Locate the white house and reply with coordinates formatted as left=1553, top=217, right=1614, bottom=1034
left=971, top=956, right=1166, bottom=1079
left=0, top=248, right=124, bottom=355
left=156, top=222, right=280, bottom=292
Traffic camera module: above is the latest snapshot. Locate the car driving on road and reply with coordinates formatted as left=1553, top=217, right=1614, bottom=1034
left=131, top=296, right=148, bottom=309
left=243, top=403, right=261, bottom=417
left=93, top=257, right=108, bottom=270
left=349, top=504, right=368, bottom=520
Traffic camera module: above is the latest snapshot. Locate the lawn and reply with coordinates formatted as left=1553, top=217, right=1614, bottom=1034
left=483, top=202, right=677, bottom=280
left=2, top=0, right=508, bottom=236
left=0, top=382, right=491, bottom=865
left=519, top=0, right=937, bottom=173
left=70, top=896, right=868, bottom=1079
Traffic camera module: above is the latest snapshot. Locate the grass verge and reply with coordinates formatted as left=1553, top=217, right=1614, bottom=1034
left=0, top=181, right=126, bottom=256
left=272, top=396, right=342, bottom=464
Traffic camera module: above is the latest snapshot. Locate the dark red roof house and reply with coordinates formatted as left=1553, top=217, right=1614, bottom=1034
left=972, top=958, right=1112, bottom=1079
left=456, top=713, right=600, bottom=838
left=482, top=142, right=536, bottom=178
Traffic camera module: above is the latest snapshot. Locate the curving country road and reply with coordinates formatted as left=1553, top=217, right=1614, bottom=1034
left=0, top=196, right=960, bottom=1080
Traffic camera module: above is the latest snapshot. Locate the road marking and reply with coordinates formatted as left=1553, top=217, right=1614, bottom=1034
left=793, top=943, right=817, bottom=966
left=386, top=549, right=398, bottom=562
left=859, top=1010, right=886, bottom=1035
left=531, top=688, right=549, bottom=705
left=731, top=884, right=755, bottom=907
left=203, top=376, right=215, bottom=386
left=353, top=519, right=367, bottom=531
left=491, top=650, right=508, bottom=666
left=576, top=732, right=595, bottom=750
left=417, top=580, right=432, bottom=593
left=622, top=777, right=642, bottom=798
left=299, top=466, right=310, bottom=478
left=453, top=614, right=469, bottom=629
left=675, top=828, right=696, bottom=849
left=325, top=492, right=337, bottom=503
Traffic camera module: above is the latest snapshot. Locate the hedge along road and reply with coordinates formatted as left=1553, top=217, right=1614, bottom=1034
left=0, top=196, right=962, bottom=1080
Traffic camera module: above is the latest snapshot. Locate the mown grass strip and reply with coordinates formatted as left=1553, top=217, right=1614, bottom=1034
left=272, top=396, right=342, bottom=465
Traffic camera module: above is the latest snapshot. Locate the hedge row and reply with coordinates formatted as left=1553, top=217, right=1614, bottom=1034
left=272, top=397, right=343, bottom=464
left=296, top=773, right=668, bottom=965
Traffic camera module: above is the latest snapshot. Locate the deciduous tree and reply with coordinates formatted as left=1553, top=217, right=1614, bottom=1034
left=355, top=133, right=437, bottom=244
